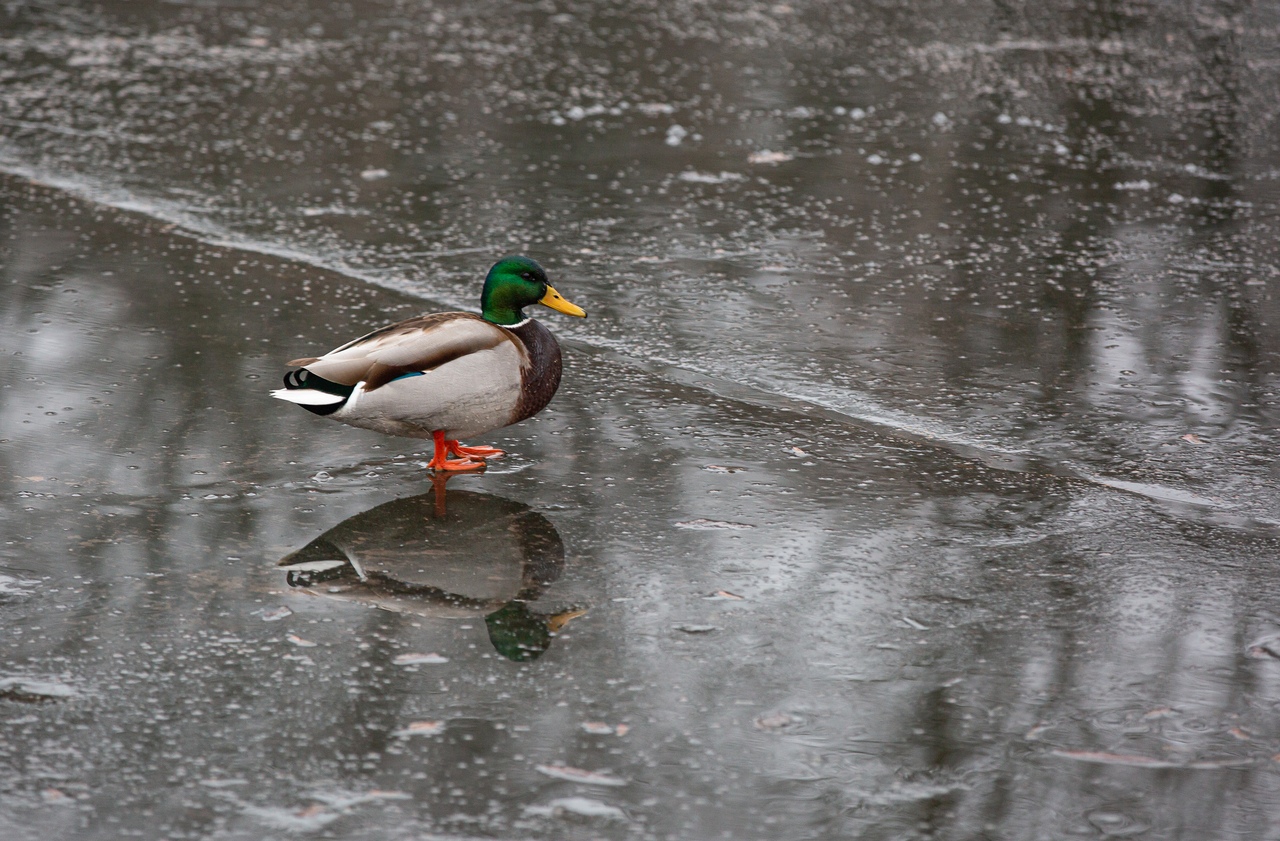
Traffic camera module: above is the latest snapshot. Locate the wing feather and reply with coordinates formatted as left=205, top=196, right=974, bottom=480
left=295, top=313, right=519, bottom=392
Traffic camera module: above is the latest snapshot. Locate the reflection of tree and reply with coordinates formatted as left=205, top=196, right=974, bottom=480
left=902, top=0, right=1280, bottom=521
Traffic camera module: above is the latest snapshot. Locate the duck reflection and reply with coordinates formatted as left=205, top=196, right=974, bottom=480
left=279, top=479, right=583, bottom=661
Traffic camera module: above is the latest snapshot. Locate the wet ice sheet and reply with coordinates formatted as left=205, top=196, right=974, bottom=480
left=1, top=0, right=1279, bottom=523
left=3, top=180, right=1280, bottom=840
left=3, top=0, right=1280, bottom=837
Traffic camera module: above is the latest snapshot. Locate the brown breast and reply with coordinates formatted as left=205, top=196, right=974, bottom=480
left=507, top=319, right=563, bottom=424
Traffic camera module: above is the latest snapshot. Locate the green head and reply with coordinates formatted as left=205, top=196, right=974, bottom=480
left=480, top=255, right=587, bottom=326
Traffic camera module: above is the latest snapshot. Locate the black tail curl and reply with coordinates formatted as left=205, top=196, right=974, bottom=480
left=282, top=368, right=354, bottom=416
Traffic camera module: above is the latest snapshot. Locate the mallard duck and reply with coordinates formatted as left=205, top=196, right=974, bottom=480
left=271, top=256, right=586, bottom=471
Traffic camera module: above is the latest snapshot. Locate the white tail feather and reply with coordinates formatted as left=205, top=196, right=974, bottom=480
left=271, top=388, right=346, bottom=406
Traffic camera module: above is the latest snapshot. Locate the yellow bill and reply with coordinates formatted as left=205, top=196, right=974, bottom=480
left=539, top=285, right=587, bottom=318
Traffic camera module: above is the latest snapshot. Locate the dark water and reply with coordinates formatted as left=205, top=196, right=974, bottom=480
left=3, top=0, right=1280, bottom=838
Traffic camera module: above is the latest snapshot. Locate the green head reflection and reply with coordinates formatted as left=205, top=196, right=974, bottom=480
left=485, top=602, right=550, bottom=662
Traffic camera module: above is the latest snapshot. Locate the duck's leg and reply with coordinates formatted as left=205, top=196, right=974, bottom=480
left=446, top=440, right=505, bottom=459
left=426, top=430, right=487, bottom=472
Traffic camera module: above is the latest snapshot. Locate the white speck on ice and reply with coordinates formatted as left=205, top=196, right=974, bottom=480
left=678, top=170, right=746, bottom=184
left=674, top=519, right=754, bottom=530
left=392, top=652, right=449, bottom=665
left=637, top=102, right=675, bottom=116
left=747, top=150, right=794, bottom=164
left=393, top=720, right=445, bottom=737
left=525, top=797, right=627, bottom=820
left=535, top=764, right=627, bottom=786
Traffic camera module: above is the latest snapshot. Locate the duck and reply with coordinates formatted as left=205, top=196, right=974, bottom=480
left=271, top=255, right=586, bottom=471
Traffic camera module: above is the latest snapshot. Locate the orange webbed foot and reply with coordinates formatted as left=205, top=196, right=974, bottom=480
left=428, top=431, right=488, bottom=473
left=426, top=455, right=487, bottom=472
left=446, top=440, right=505, bottom=460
